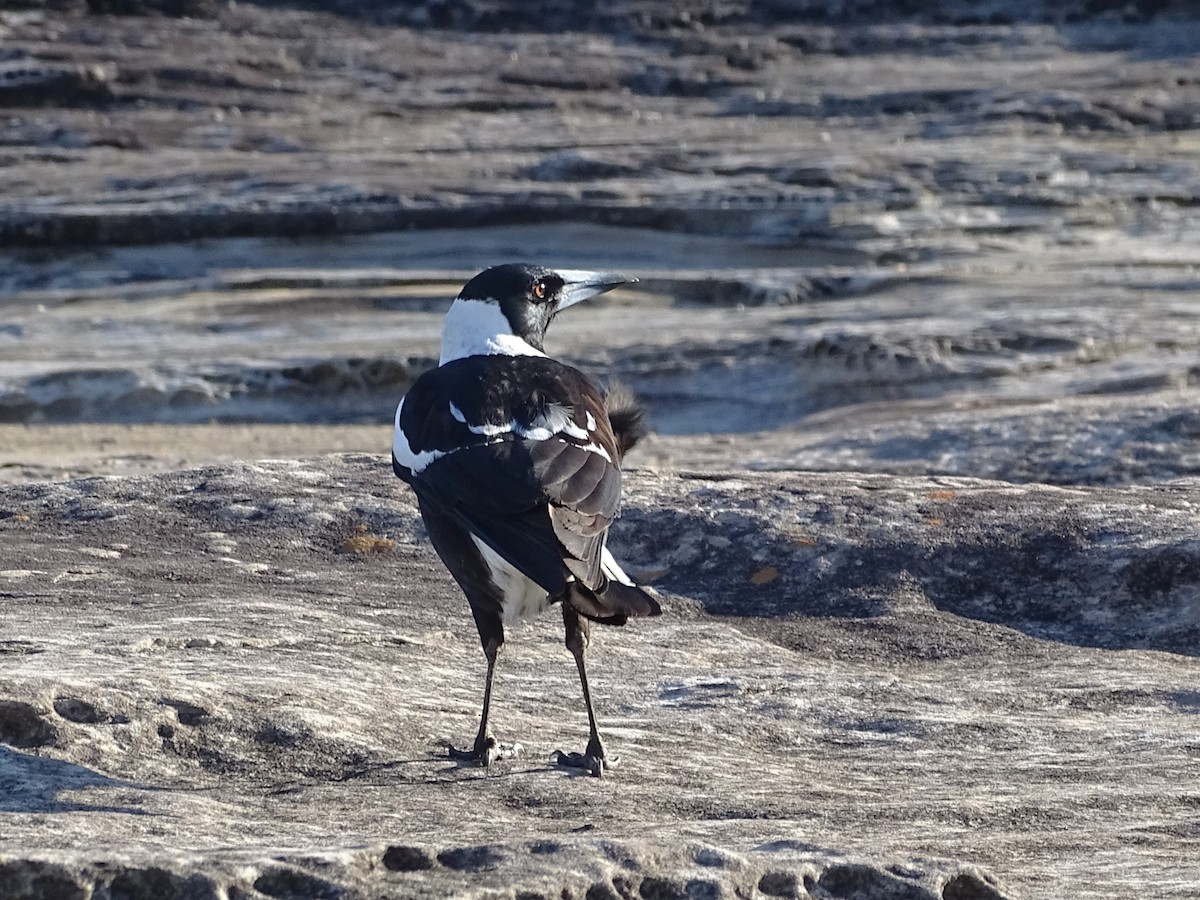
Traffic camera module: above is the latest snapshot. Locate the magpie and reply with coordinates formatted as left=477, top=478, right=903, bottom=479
left=391, top=263, right=662, bottom=777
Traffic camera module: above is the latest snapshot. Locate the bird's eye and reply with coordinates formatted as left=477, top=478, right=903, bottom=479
left=532, top=279, right=548, bottom=301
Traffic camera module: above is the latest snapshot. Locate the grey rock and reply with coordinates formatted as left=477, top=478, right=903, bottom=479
left=0, top=357, right=426, bottom=425
left=644, top=391, right=1200, bottom=486
left=3, top=248, right=1200, bottom=492
left=2, top=8, right=1200, bottom=485
left=11, top=0, right=1196, bottom=27
left=1, top=8, right=1199, bottom=253
left=524, top=152, right=642, bottom=183
left=2, top=455, right=1199, bottom=897
left=1, top=8, right=1199, bottom=895
left=0, top=58, right=114, bottom=106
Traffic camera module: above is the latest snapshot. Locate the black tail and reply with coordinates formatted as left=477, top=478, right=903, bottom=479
left=565, top=578, right=663, bottom=626
left=604, top=382, right=649, bottom=463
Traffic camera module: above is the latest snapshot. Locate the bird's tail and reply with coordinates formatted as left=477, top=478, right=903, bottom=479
left=603, top=381, right=649, bottom=463
left=566, top=579, right=662, bottom=625
left=564, top=546, right=663, bottom=625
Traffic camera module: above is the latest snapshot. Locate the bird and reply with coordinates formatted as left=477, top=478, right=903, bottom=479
left=391, top=263, right=662, bottom=777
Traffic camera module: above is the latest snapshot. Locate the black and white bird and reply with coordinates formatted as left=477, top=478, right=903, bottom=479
left=391, top=263, right=662, bottom=777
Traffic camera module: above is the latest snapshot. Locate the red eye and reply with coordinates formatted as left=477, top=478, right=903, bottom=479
left=532, top=279, right=547, bottom=300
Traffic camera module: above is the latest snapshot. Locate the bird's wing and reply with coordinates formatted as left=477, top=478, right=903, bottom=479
left=394, top=356, right=623, bottom=597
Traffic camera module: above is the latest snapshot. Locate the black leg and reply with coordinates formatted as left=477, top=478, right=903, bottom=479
left=449, top=638, right=522, bottom=767
left=553, top=604, right=617, bottom=777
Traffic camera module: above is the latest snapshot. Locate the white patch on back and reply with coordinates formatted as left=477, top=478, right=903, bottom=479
left=601, top=545, right=636, bottom=586
left=470, top=534, right=550, bottom=624
left=403, top=305, right=615, bottom=471
left=393, top=397, right=446, bottom=474
left=587, top=441, right=613, bottom=462
left=534, top=403, right=589, bottom=440
left=449, top=401, right=511, bottom=438
left=448, top=399, right=602, bottom=449
left=440, top=298, right=546, bottom=364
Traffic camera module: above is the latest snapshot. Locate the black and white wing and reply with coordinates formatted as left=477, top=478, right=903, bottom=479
left=393, top=355, right=659, bottom=622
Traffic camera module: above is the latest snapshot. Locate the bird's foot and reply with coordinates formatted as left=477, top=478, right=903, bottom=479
left=551, top=737, right=618, bottom=777
left=448, top=735, right=523, bottom=768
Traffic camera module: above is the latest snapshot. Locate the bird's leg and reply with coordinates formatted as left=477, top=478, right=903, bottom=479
left=553, top=605, right=618, bottom=777
left=449, top=638, right=522, bottom=766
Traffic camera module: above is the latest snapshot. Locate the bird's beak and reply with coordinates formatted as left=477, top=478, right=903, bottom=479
left=553, top=270, right=638, bottom=314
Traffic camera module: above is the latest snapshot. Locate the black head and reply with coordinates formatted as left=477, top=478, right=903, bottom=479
left=458, top=263, right=635, bottom=352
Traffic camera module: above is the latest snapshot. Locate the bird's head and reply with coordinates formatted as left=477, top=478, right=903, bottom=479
left=439, top=263, right=636, bottom=364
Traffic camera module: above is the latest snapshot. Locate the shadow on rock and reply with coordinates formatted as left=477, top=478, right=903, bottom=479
left=615, top=480, right=1200, bottom=657
left=0, top=746, right=150, bottom=815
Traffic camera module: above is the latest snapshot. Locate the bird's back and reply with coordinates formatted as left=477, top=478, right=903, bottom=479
left=394, top=353, right=658, bottom=622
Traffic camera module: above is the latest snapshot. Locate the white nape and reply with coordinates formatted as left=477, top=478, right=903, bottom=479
left=439, top=298, right=546, bottom=364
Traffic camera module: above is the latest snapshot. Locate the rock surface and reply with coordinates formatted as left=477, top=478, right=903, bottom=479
left=2, top=454, right=1200, bottom=898
left=3, top=4, right=1200, bottom=898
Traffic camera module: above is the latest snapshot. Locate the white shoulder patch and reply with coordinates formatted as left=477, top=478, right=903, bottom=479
left=393, top=397, right=446, bottom=474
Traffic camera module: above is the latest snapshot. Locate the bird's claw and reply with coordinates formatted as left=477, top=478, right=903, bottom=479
left=449, top=736, right=523, bottom=767
left=552, top=748, right=619, bottom=777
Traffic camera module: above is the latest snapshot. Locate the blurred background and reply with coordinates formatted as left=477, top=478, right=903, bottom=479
left=1, top=0, right=1199, bottom=484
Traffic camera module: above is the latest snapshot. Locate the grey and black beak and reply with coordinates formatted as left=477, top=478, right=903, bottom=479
left=553, top=270, right=638, bottom=314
